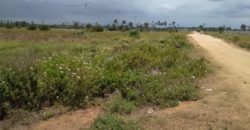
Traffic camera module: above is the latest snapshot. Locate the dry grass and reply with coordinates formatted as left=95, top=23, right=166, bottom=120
left=207, top=31, right=250, bottom=50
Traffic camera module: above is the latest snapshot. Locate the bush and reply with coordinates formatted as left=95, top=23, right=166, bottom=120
left=92, top=24, right=104, bottom=32
left=39, top=25, right=50, bottom=31
left=36, top=55, right=104, bottom=107
left=129, top=30, right=140, bottom=38
left=90, top=114, right=141, bottom=130
left=105, top=93, right=136, bottom=115
left=218, top=27, right=224, bottom=33
left=85, top=23, right=93, bottom=30
left=74, top=30, right=85, bottom=36
left=5, top=24, right=14, bottom=29
left=0, top=67, right=39, bottom=119
left=95, top=41, right=207, bottom=107
left=27, top=25, right=37, bottom=30
left=232, top=36, right=240, bottom=42
left=0, top=102, right=11, bottom=120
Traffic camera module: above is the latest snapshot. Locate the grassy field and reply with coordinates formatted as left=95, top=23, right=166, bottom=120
left=207, top=31, right=250, bottom=50
left=0, top=28, right=207, bottom=129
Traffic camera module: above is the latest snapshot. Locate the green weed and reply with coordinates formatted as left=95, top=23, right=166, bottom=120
left=90, top=114, right=141, bottom=130
left=129, top=30, right=140, bottom=38
left=105, top=93, right=136, bottom=115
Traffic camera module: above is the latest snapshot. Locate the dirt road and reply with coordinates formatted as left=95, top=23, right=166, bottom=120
left=134, top=33, right=250, bottom=130
left=190, top=33, right=250, bottom=108
left=190, top=32, right=250, bottom=81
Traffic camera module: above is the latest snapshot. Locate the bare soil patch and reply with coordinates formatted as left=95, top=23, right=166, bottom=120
left=32, top=107, right=102, bottom=130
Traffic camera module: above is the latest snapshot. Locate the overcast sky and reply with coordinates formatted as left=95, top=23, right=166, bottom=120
left=0, top=0, right=249, bottom=28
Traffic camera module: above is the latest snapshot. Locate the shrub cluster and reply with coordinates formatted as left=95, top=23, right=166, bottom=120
left=91, top=24, right=104, bottom=32
left=0, top=33, right=207, bottom=120
left=39, top=25, right=50, bottom=31
left=129, top=30, right=140, bottom=38
left=27, top=25, right=37, bottom=30
left=105, top=93, right=136, bottom=115
left=90, top=114, right=141, bottom=130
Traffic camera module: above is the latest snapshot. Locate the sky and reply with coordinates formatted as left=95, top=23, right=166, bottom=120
left=0, top=0, right=249, bottom=28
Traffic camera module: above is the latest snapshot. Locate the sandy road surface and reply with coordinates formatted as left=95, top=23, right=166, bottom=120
left=189, top=33, right=250, bottom=81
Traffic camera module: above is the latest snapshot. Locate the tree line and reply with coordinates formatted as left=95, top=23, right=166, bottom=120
left=0, top=19, right=180, bottom=32
left=1, top=19, right=248, bottom=32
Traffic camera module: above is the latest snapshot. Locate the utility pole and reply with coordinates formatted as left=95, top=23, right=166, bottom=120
left=84, top=1, right=93, bottom=24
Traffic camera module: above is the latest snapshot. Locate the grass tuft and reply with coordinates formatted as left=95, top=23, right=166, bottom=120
left=90, top=114, right=141, bottom=130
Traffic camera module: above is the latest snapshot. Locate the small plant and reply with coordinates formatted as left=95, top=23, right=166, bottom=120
left=129, top=30, right=140, bottom=38
left=5, top=24, right=14, bottom=29
left=39, top=25, right=50, bottom=31
left=27, top=25, right=37, bottom=30
left=232, top=36, right=240, bottom=42
left=92, top=24, right=104, bottom=32
left=0, top=102, right=11, bottom=120
left=105, top=93, right=136, bottom=115
left=90, top=114, right=141, bottom=130
left=218, top=27, right=224, bottom=33
left=75, top=30, right=85, bottom=36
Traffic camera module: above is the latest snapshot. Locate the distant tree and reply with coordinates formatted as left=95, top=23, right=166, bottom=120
left=128, top=22, right=133, bottom=29
left=39, top=25, right=50, bottom=31
left=163, top=21, right=167, bottom=28
left=218, top=26, right=225, bottom=33
left=199, top=25, right=204, bottom=30
left=151, top=21, right=156, bottom=29
left=122, top=20, right=126, bottom=25
left=108, top=23, right=119, bottom=31
left=15, top=21, right=20, bottom=27
left=241, top=24, right=247, bottom=31
left=73, top=21, right=80, bottom=29
left=5, top=24, right=14, bottom=29
left=27, top=25, right=37, bottom=30
left=225, top=27, right=232, bottom=31
left=144, top=22, right=149, bottom=29
left=92, top=23, right=104, bottom=32
left=172, top=21, right=176, bottom=27
left=0, top=20, right=3, bottom=27
left=157, top=21, right=161, bottom=27
left=20, top=21, right=29, bottom=27
left=85, top=23, right=93, bottom=30
left=118, top=20, right=128, bottom=31
left=113, top=19, right=118, bottom=25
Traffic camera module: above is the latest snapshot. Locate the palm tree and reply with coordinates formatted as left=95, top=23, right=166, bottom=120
left=158, top=21, right=161, bottom=27
left=122, top=20, right=126, bottom=25
left=144, top=22, right=149, bottom=29
left=163, top=21, right=167, bottom=29
left=128, top=22, right=133, bottom=29
left=113, top=19, right=118, bottom=25
left=172, top=21, right=176, bottom=27
left=241, top=24, right=247, bottom=31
